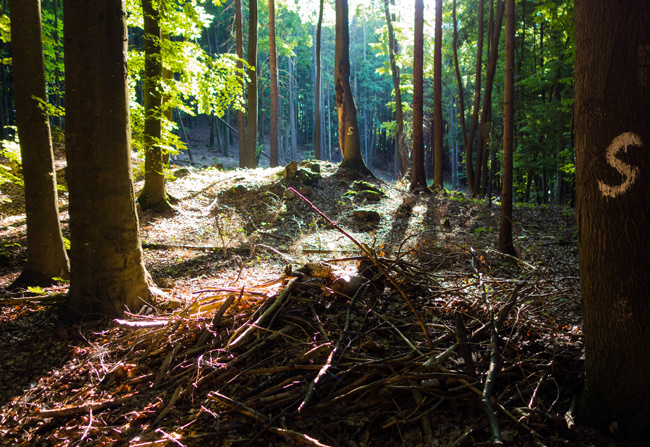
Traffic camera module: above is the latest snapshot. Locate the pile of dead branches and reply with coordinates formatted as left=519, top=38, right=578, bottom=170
left=0, top=191, right=584, bottom=447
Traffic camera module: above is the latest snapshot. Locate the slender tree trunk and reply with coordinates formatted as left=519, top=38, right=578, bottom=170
left=9, top=0, right=69, bottom=287
left=288, top=56, right=298, bottom=161
left=497, top=0, right=515, bottom=256
left=410, top=0, right=428, bottom=191
left=138, top=0, right=171, bottom=211
left=269, top=0, right=279, bottom=167
left=575, top=1, right=650, bottom=439
left=452, top=0, right=484, bottom=194
left=314, top=0, right=325, bottom=160
left=63, top=0, right=155, bottom=318
left=235, top=0, right=247, bottom=168
left=244, top=0, right=258, bottom=168
left=432, top=0, right=444, bottom=188
left=384, top=0, right=406, bottom=178
left=475, top=0, right=505, bottom=196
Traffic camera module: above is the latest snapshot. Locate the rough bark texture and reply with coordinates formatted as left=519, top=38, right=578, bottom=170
left=497, top=0, right=515, bottom=256
left=383, top=0, right=406, bottom=178
left=63, top=0, right=154, bottom=318
left=575, top=0, right=650, bottom=438
left=335, top=0, right=371, bottom=176
left=410, top=0, right=427, bottom=191
left=269, top=0, right=279, bottom=167
left=9, top=0, right=70, bottom=287
left=138, top=0, right=170, bottom=211
left=432, top=0, right=444, bottom=188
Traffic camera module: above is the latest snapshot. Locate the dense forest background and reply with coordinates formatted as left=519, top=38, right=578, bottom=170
left=0, top=0, right=574, bottom=204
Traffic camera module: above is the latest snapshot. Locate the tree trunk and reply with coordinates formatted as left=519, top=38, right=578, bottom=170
left=138, top=0, right=171, bottom=211
left=268, top=0, right=279, bottom=167
left=235, top=0, right=247, bottom=168
left=497, top=0, right=515, bottom=256
left=432, top=0, right=444, bottom=188
left=475, top=0, right=504, bottom=196
left=9, top=0, right=69, bottom=287
left=314, top=0, right=325, bottom=161
left=575, top=0, right=650, bottom=439
left=410, top=0, right=428, bottom=191
left=384, top=0, right=406, bottom=178
left=244, top=0, right=258, bottom=168
left=335, top=0, right=372, bottom=176
left=63, top=0, right=155, bottom=318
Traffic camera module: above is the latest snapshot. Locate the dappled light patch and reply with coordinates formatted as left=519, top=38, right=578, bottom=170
left=0, top=159, right=595, bottom=446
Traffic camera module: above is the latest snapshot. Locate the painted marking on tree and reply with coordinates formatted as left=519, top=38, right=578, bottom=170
left=598, top=132, right=643, bottom=198
left=347, top=126, right=355, bottom=136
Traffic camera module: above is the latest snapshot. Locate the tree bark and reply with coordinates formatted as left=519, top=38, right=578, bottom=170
left=244, top=0, right=258, bottom=168
left=475, top=0, right=504, bottom=196
left=497, top=0, right=515, bottom=256
left=432, top=0, right=444, bottom=188
left=314, top=0, right=325, bottom=161
left=9, top=0, right=69, bottom=287
left=575, top=0, right=650, bottom=438
left=268, top=0, right=279, bottom=167
left=383, top=0, right=406, bottom=178
left=235, top=0, right=247, bottom=168
left=138, top=0, right=171, bottom=211
left=410, top=0, right=428, bottom=191
left=63, top=0, right=155, bottom=318
left=335, top=0, right=372, bottom=176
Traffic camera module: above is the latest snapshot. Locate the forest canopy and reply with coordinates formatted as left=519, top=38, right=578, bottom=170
left=0, top=0, right=574, bottom=203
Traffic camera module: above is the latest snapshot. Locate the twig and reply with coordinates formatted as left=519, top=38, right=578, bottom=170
left=36, top=392, right=138, bottom=417
left=208, top=391, right=332, bottom=447
left=299, top=283, right=367, bottom=413
left=227, top=277, right=298, bottom=349
left=476, top=270, right=503, bottom=446
left=287, top=187, right=433, bottom=350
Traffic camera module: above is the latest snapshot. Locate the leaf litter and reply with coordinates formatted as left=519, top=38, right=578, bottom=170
left=0, top=158, right=622, bottom=446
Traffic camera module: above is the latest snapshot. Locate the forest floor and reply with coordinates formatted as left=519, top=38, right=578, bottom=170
left=0, top=126, right=630, bottom=446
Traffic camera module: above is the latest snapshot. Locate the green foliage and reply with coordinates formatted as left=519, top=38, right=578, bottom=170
left=0, top=129, right=23, bottom=192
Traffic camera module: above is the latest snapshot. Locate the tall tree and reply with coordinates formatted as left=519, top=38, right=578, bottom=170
left=268, top=0, right=279, bottom=167
left=8, top=0, right=69, bottom=287
left=244, top=0, right=258, bottom=168
left=432, top=0, right=444, bottom=188
left=383, top=0, right=406, bottom=178
left=314, top=0, right=325, bottom=161
left=575, top=0, right=650, bottom=439
left=137, top=0, right=171, bottom=211
left=335, top=0, right=372, bottom=176
left=64, top=0, right=156, bottom=318
left=497, top=0, right=515, bottom=256
left=452, top=0, right=483, bottom=194
left=235, top=0, right=247, bottom=168
left=475, top=0, right=505, bottom=196
left=410, top=0, right=427, bottom=191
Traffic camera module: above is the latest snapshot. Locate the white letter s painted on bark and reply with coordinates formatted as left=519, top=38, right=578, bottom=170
left=598, top=132, right=643, bottom=198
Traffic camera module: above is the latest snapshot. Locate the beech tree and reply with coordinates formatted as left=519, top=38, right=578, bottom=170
left=410, top=0, right=427, bottom=191
left=244, top=0, right=258, bottom=168
left=575, top=0, right=650, bottom=439
left=432, top=0, right=443, bottom=188
left=497, top=0, right=515, bottom=256
left=335, top=0, right=372, bottom=176
left=137, top=0, right=171, bottom=211
left=268, top=0, right=279, bottom=167
left=64, top=0, right=157, bottom=318
left=8, top=0, right=69, bottom=287
left=383, top=0, right=406, bottom=178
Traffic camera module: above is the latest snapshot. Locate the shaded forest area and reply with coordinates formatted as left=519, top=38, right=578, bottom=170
left=1, top=0, right=650, bottom=446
